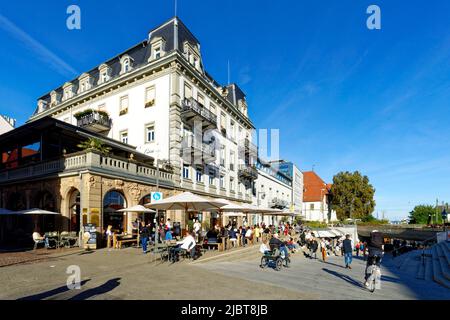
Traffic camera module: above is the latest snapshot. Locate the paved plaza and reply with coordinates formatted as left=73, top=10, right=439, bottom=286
left=0, top=245, right=449, bottom=300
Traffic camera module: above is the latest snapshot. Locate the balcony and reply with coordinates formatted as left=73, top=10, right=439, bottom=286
left=238, top=164, right=258, bottom=181
left=0, top=151, right=174, bottom=187
left=76, top=110, right=111, bottom=133
left=270, top=197, right=289, bottom=209
left=181, top=136, right=217, bottom=164
left=241, top=138, right=258, bottom=156
left=181, top=97, right=217, bottom=130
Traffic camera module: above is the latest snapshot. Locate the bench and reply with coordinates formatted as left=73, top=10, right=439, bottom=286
left=204, top=242, right=223, bottom=251
left=117, top=238, right=138, bottom=249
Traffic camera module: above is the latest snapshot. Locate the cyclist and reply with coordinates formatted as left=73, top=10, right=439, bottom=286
left=364, top=230, right=384, bottom=287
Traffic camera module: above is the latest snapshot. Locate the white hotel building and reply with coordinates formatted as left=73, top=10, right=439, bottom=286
left=0, top=17, right=269, bottom=239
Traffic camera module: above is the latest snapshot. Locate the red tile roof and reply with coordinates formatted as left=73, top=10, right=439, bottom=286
left=303, top=171, right=332, bottom=202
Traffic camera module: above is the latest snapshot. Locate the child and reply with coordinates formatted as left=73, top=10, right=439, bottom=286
left=259, top=239, right=270, bottom=254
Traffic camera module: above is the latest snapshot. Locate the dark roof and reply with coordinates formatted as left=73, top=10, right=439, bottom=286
left=226, top=83, right=246, bottom=105
left=37, top=17, right=200, bottom=106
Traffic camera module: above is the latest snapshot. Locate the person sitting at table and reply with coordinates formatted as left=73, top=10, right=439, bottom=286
left=165, top=230, right=173, bottom=241
left=206, top=228, right=218, bottom=244
left=171, top=231, right=197, bottom=261
left=259, top=239, right=270, bottom=255
left=228, top=226, right=238, bottom=248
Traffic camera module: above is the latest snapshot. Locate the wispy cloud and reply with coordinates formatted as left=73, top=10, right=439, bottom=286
left=0, top=14, right=78, bottom=78
left=238, top=65, right=251, bottom=85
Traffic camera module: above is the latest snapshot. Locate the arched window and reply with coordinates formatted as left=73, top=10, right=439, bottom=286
left=103, top=190, right=127, bottom=232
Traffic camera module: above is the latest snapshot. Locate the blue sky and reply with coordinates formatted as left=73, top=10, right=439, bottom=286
left=1, top=0, right=450, bottom=221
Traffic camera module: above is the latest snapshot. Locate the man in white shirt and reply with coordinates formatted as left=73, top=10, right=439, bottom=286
left=193, top=219, right=201, bottom=241
left=171, top=232, right=197, bottom=261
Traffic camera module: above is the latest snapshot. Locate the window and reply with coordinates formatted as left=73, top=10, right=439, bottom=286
left=196, top=169, right=202, bottom=183
left=230, top=177, right=235, bottom=192
left=63, top=83, right=74, bottom=101
left=220, top=145, right=226, bottom=167
left=145, top=86, right=156, bottom=107
left=120, top=96, right=129, bottom=116
left=183, top=165, right=190, bottom=179
left=230, top=121, right=235, bottom=140
left=220, top=175, right=225, bottom=189
left=230, top=150, right=235, bottom=171
left=220, top=112, right=227, bottom=133
left=120, top=131, right=128, bottom=144
left=198, top=94, right=204, bottom=106
left=310, top=204, right=314, bottom=210
left=210, top=104, right=217, bottom=120
left=209, top=170, right=215, bottom=186
left=98, top=64, right=111, bottom=84
left=120, top=55, right=133, bottom=75
left=145, top=124, right=155, bottom=143
left=184, top=83, right=192, bottom=99
left=154, top=47, right=161, bottom=59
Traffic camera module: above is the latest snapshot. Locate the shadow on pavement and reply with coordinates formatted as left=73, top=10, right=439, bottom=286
left=68, top=278, right=121, bottom=300
left=322, top=268, right=364, bottom=289
left=18, top=279, right=91, bottom=300
left=319, top=260, right=346, bottom=269
left=79, top=251, right=95, bottom=256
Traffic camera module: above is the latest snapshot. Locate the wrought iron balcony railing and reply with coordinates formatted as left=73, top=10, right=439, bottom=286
left=77, top=111, right=111, bottom=133
left=182, top=97, right=217, bottom=129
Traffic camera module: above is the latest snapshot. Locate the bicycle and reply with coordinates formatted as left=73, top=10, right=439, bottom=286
left=365, top=254, right=382, bottom=293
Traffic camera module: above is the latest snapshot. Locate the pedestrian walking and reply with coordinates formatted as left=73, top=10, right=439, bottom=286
left=343, top=234, right=353, bottom=269
left=139, top=222, right=150, bottom=254
left=355, top=241, right=360, bottom=257
left=321, top=239, right=327, bottom=261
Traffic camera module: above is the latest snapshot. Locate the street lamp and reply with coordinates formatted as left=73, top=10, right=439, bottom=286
left=442, top=208, right=447, bottom=233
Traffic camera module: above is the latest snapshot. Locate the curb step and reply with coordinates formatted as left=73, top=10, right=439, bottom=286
left=431, top=246, right=450, bottom=289
left=436, top=245, right=450, bottom=281
left=424, top=250, right=433, bottom=282
left=439, top=242, right=450, bottom=266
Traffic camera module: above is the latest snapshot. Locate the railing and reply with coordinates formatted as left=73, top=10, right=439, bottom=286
left=182, top=97, right=218, bottom=127
left=181, top=136, right=216, bottom=162
left=271, top=197, right=289, bottom=208
left=241, top=138, right=258, bottom=155
left=77, top=112, right=111, bottom=131
left=238, top=164, right=258, bottom=180
left=0, top=151, right=173, bottom=184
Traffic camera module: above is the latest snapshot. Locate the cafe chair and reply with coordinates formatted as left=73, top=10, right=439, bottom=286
left=32, top=232, right=46, bottom=251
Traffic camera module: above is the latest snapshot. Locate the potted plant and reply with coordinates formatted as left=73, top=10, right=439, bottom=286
left=77, top=138, right=112, bottom=155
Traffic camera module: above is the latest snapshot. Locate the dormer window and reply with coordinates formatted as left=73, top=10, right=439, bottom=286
left=78, top=73, right=93, bottom=94
left=120, top=55, right=134, bottom=75
left=154, top=47, right=161, bottom=59
left=37, top=100, right=48, bottom=113
left=62, top=82, right=75, bottom=101
left=98, top=64, right=112, bottom=85
left=50, top=91, right=60, bottom=107
left=183, top=41, right=202, bottom=72
left=149, top=37, right=166, bottom=62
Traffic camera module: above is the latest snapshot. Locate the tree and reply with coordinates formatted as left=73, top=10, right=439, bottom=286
left=330, top=171, right=376, bottom=221
left=408, top=205, right=442, bottom=225
left=77, top=138, right=112, bottom=155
